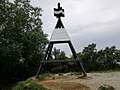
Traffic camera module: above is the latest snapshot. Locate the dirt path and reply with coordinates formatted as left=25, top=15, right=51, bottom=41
left=38, top=80, right=90, bottom=90
left=35, top=72, right=120, bottom=90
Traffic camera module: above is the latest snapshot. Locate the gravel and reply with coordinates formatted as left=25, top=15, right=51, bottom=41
left=78, top=72, right=120, bottom=90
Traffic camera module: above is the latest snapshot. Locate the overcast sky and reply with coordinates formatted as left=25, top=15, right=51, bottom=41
left=11, top=0, right=119, bottom=55
left=30, top=0, right=120, bottom=55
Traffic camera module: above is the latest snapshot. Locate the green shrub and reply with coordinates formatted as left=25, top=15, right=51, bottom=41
left=25, top=78, right=33, bottom=83
left=73, top=72, right=82, bottom=75
left=36, top=73, right=50, bottom=80
left=12, top=81, right=25, bottom=90
left=98, top=84, right=115, bottom=90
left=36, top=75, right=45, bottom=80
left=12, top=81, right=50, bottom=90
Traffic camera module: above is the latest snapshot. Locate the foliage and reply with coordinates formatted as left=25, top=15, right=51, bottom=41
left=45, top=47, right=70, bottom=73
left=52, top=47, right=67, bottom=60
left=80, top=43, right=97, bottom=72
left=12, top=81, right=50, bottom=90
left=98, top=84, right=115, bottom=90
left=77, top=43, right=120, bottom=72
left=0, top=0, right=48, bottom=89
left=36, top=73, right=50, bottom=80
left=0, top=0, right=120, bottom=88
left=44, top=44, right=120, bottom=74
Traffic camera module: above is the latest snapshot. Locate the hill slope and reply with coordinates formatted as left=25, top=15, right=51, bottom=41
left=34, top=72, right=120, bottom=90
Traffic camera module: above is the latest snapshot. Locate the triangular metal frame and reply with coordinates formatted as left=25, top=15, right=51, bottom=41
left=36, top=40, right=87, bottom=76
left=36, top=2, right=87, bottom=77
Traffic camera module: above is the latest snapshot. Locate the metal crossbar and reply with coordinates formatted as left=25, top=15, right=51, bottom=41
left=40, top=60, right=81, bottom=63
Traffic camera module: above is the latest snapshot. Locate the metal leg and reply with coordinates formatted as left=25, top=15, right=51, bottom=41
left=46, top=43, right=54, bottom=60
left=68, top=41, right=77, bottom=59
left=68, top=41, right=87, bottom=76
left=77, top=62, right=87, bottom=76
left=36, top=43, right=52, bottom=77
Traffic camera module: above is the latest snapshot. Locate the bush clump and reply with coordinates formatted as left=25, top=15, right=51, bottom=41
left=36, top=73, right=50, bottom=80
left=12, top=80, right=50, bottom=90
left=98, top=84, right=115, bottom=90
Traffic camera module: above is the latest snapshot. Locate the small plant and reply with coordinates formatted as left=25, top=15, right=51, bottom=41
left=25, top=78, right=33, bottom=83
left=98, top=84, right=115, bottom=90
left=73, top=72, right=82, bottom=75
left=36, top=73, right=50, bottom=80
left=58, top=73, right=63, bottom=76
left=12, top=81, right=25, bottom=90
left=69, top=72, right=74, bottom=76
left=36, top=75, right=45, bottom=80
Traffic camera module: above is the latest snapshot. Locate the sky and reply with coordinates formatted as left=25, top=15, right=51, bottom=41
left=11, top=0, right=120, bottom=55
left=30, top=0, right=120, bottom=55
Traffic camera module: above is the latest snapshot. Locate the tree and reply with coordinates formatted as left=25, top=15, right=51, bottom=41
left=79, top=43, right=97, bottom=72
left=52, top=47, right=67, bottom=60
left=96, top=46, right=115, bottom=70
left=114, top=50, right=120, bottom=62
left=98, top=46, right=118, bottom=70
left=44, top=47, right=69, bottom=73
left=0, top=0, right=48, bottom=88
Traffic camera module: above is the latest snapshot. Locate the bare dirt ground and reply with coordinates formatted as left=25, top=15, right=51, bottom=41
left=34, top=71, right=120, bottom=90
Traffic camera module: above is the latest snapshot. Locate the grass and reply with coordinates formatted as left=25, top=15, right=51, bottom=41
left=12, top=78, right=51, bottom=90
left=36, top=73, right=51, bottom=80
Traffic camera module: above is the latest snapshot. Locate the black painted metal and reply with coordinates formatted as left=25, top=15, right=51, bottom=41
left=54, top=2, right=64, bottom=18
left=50, top=40, right=70, bottom=44
left=46, top=43, right=53, bottom=60
left=54, top=2, right=65, bottom=29
left=41, top=59, right=81, bottom=63
left=36, top=41, right=87, bottom=77
left=68, top=41, right=77, bottom=59
left=36, top=2, right=87, bottom=77
left=68, top=41, right=87, bottom=76
left=36, top=43, right=51, bottom=76
left=78, top=62, right=87, bottom=76
left=55, top=18, right=64, bottom=28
